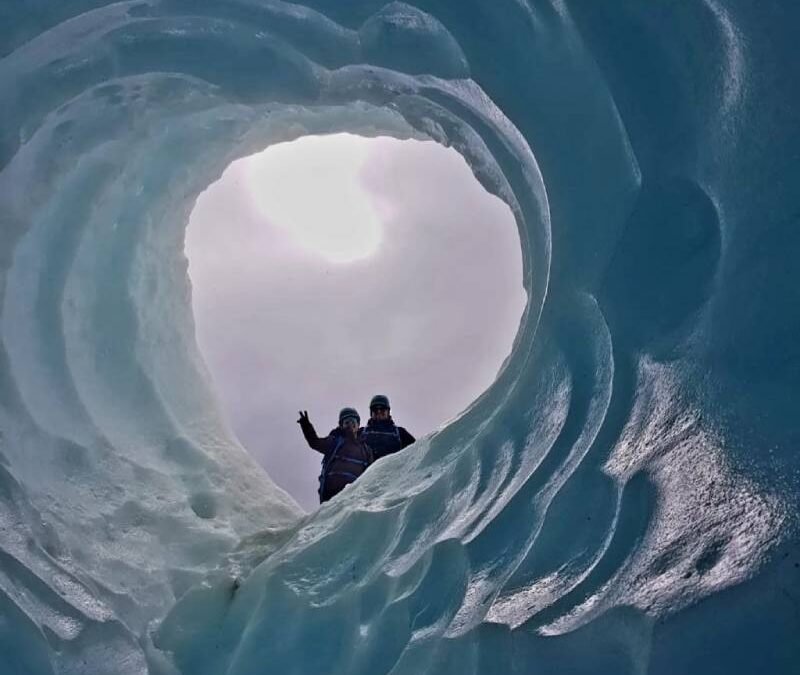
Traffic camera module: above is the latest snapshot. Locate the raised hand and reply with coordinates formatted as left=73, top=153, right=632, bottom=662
left=297, top=410, right=310, bottom=425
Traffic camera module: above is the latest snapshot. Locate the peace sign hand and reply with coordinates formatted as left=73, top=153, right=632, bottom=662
left=297, top=410, right=310, bottom=425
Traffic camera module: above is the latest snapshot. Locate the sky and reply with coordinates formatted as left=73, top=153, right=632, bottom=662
left=185, top=134, right=526, bottom=511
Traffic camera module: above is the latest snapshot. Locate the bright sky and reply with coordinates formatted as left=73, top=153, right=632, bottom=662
left=246, top=135, right=382, bottom=263
left=186, top=134, right=526, bottom=510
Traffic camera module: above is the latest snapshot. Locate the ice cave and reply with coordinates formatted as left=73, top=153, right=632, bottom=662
left=0, top=1, right=798, bottom=674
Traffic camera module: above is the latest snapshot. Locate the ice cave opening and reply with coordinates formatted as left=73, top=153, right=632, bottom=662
left=185, top=132, right=527, bottom=509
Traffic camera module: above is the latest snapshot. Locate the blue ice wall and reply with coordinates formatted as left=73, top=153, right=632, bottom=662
left=1, top=1, right=798, bottom=674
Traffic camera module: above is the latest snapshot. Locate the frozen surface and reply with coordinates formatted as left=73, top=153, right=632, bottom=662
left=1, top=1, right=799, bottom=674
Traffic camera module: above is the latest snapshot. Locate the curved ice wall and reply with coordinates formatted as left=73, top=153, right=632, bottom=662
left=1, top=1, right=798, bottom=674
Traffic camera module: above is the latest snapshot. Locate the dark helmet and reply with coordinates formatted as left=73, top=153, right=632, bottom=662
left=338, top=407, right=360, bottom=425
left=369, top=394, right=390, bottom=411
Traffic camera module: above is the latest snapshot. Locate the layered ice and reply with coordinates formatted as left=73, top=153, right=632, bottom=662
left=1, top=1, right=799, bottom=674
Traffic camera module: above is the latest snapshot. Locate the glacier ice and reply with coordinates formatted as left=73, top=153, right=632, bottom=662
left=1, top=1, right=799, bottom=674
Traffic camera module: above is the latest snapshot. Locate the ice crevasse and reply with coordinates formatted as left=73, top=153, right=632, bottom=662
left=0, top=1, right=798, bottom=673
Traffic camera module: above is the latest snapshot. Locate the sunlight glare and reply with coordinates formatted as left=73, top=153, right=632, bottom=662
left=244, top=134, right=382, bottom=263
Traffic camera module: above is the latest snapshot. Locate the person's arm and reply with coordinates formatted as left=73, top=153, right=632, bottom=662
left=399, top=427, right=415, bottom=448
left=297, top=411, right=330, bottom=454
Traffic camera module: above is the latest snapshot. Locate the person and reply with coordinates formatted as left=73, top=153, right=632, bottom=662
left=362, top=394, right=415, bottom=461
left=297, top=407, right=374, bottom=503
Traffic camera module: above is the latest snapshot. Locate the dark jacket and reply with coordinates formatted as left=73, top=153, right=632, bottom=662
left=300, top=419, right=374, bottom=503
left=363, top=417, right=415, bottom=461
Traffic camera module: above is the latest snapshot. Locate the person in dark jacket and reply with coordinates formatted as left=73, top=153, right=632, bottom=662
left=362, top=394, right=415, bottom=461
left=298, top=407, right=374, bottom=503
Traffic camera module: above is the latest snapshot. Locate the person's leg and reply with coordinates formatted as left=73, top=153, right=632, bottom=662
left=320, top=475, right=350, bottom=503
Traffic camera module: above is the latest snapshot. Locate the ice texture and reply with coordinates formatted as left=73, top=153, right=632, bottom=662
left=1, top=1, right=799, bottom=674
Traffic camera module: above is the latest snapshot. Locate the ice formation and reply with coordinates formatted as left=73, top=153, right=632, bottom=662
left=1, top=1, right=798, bottom=674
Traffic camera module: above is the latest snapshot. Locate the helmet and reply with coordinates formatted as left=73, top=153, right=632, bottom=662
left=338, top=407, right=360, bottom=425
left=369, top=394, right=390, bottom=411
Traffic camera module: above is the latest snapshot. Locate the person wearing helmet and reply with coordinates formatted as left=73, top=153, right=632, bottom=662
left=363, top=394, right=415, bottom=461
left=297, top=407, right=374, bottom=503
